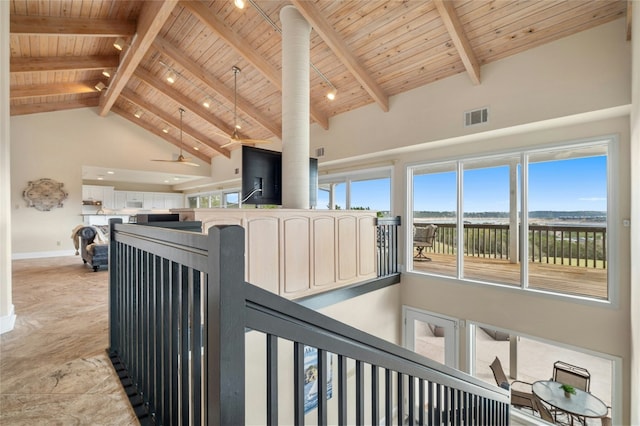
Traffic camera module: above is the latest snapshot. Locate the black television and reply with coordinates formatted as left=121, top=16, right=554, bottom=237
left=242, top=146, right=318, bottom=207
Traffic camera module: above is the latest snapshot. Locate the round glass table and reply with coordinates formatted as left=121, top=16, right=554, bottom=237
left=532, top=380, right=608, bottom=421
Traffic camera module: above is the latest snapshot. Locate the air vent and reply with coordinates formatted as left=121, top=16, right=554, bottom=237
left=315, top=147, right=325, bottom=157
left=464, top=107, right=489, bottom=127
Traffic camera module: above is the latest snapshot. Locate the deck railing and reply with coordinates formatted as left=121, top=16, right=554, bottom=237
left=376, top=216, right=401, bottom=276
left=108, top=220, right=509, bottom=425
left=422, top=223, right=607, bottom=269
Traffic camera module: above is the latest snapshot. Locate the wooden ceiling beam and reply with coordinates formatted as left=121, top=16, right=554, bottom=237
left=98, top=0, right=178, bottom=117
left=134, top=67, right=234, bottom=158
left=11, top=55, right=120, bottom=73
left=10, top=98, right=100, bottom=116
left=180, top=0, right=329, bottom=130
left=291, top=0, right=389, bottom=113
left=10, top=81, right=97, bottom=99
left=433, top=0, right=481, bottom=85
left=153, top=37, right=282, bottom=139
left=120, top=87, right=231, bottom=159
left=113, top=106, right=211, bottom=164
left=10, top=15, right=136, bottom=36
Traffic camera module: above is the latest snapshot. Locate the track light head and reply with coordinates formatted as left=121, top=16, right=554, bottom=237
left=166, top=70, right=177, bottom=84
left=113, top=37, right=126, bottom=51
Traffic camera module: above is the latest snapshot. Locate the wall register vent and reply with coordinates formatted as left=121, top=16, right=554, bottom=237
left=464, top=107, right=489, bottom=127
left=315, top=147, right=325, bottom=157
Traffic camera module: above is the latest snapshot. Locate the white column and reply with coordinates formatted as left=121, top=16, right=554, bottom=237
left=280, top=5, right=310, bottom=209
left=0, top=0, right=15, bottom=334
left=629, top=1, right=640, bottom=424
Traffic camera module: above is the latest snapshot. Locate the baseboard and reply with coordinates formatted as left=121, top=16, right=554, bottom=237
left=0, top=304, right=16, bottom=335
left=12, top=249, right=76, bottom=260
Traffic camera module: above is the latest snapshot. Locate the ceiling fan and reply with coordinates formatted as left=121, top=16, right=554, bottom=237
left=217, top=66, right=272, bottom=149
left=152, top=107, right=200, bottom=167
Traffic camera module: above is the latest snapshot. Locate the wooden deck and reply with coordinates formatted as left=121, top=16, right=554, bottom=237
left=412, top=252, right=608, bottom=300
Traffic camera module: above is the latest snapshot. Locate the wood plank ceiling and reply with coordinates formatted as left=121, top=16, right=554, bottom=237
left=9, top=0, right=629, bottom=163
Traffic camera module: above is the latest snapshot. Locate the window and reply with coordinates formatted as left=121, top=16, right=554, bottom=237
left=471, top=322, right=618, bottom=423
left=318, top=167, right=392, bottom=215
left=187, top=189, right=241, bottom=209
left=408, top=139, right=611, bottom=301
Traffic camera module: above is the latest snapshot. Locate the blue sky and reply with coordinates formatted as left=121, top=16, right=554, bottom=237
left=414, top=156, right=607, bottom=212
left=317, top=155, right=607, bottom=212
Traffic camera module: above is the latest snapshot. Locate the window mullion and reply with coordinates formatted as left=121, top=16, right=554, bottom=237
left=521, top=153, right=529, bottom=290
left=456, top=161, right=464, bottom=279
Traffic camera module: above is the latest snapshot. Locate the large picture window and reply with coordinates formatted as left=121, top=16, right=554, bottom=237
left=408, top=139, right=611, bottom=301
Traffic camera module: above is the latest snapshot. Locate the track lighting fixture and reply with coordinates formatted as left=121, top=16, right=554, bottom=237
left=234, top=0, right=246, bottom=9
left=94, top=82, right=107, bottom=92
left=113, top=37, right=126, bottom=51
left=102, top=69, right=111, bottom=78
left=166, top=69, right=177, bottom=84
left=134, top=109, right=143, bottom=118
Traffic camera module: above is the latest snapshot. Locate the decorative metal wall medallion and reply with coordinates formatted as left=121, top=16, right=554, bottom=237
left=23, top=178, right=68, bottom=211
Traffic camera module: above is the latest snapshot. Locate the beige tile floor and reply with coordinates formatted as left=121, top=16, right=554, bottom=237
left=0, top=256, right=138, bottom=425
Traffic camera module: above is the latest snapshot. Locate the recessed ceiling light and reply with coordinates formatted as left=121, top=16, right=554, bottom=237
left=234, top=0, right=246, bottom=9
left=134, top=109, right=143, bottom=118
left=327, top=88, right=337, bottom=101
left=162, top=127, right=169, bottom=134
left=97, top=176, right=104, bottom=180
left=202, top=97, right=212, bottom=108
left=107, top=171, right=115, bottom=175
left=193, top=146, right=199, bottom=151
left=173, top=177, right=181, bottom=181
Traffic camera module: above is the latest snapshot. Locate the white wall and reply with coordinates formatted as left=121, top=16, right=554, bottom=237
left=630, top=2, right=640, bottom=424
left=9, top=108, right=211, bottom=256
left=0, top=0, right=14, bottom=333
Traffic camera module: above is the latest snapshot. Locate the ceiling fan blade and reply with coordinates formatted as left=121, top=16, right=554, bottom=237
left=239, top=138, right=272, bottom=144
left=177, top=159, right=200, bottom=167
left=220, top=137, right=271, bottom=149
left=220, top=139, right=238, bottom=149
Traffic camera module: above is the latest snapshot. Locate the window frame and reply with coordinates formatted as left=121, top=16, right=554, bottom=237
left=318, top=166, right=393, bottom=213
left=405, top=136, right=618, bottom=305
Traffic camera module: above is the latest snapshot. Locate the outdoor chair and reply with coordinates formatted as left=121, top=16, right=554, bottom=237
left=533, top=395, right=555, bottom=424
left=489, top=356, right=536, bottom=413
left=552, top=360, right=591, bottom=392
left=413, top=224, right=437, bottom=261
left=551, top=360, right=591, bottom=425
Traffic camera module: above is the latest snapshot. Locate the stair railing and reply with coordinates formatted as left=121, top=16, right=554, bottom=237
left=108, top=220, right=509, bottom=425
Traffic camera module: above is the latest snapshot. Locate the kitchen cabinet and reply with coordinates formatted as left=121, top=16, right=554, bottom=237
left=82, top=185, right=114, bottom=208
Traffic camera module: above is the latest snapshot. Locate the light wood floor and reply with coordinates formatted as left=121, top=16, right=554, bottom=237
left=0, top=256, right=138, bottom=425
left=413, top=252, right=608, bottom=299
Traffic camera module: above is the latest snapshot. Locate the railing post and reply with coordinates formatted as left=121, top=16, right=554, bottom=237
left=108, top=218, right=123, bottom=352
left=205, top=225, right=246, bottom=426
